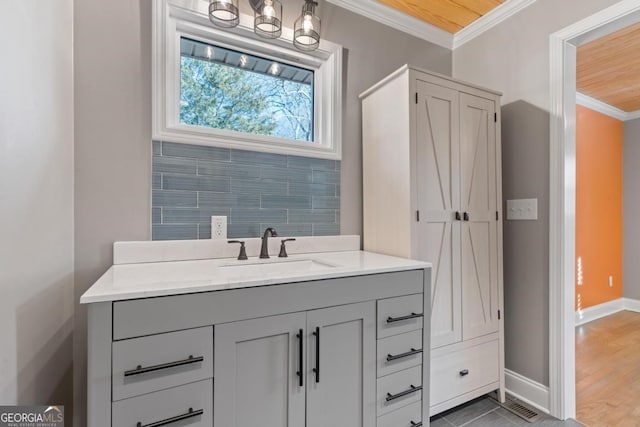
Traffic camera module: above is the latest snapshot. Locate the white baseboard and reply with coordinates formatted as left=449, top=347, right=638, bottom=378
left=575, top=298, right=624, bottom=326
left=574, top=298, right=640, bottom=325
left=505, top=369, right=550, bottom=414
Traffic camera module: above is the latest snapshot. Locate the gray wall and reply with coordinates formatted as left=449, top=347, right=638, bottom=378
left=624, top=119, right=640, bottom=300
left=452, top=0, right=619, bottom=386
left=0, top=0, right=74, bottom=412
left=72, top=0, right=451, bottom=423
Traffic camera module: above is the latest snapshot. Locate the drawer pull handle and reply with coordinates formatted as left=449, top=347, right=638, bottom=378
left=136, top=407, right=203, bottom=427
left=386, top=312, right=423, bottom=323
left=385, top=384, right=422, bottom=402
left=459, top=369, right=469, bottom=376
left=124, top=355, right=204, bottom=377
left=410, top=422, right=423, bottom=427
left=386, top=347, right=423, bottom=362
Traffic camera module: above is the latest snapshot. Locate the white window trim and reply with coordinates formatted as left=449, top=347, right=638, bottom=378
left=153, top=0, right=343, bottom=160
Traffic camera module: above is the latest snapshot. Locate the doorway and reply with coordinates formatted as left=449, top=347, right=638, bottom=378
left=549, top=0, right=640, bottom=420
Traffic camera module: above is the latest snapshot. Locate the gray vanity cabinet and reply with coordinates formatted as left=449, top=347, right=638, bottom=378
left=214, top=301, right=376, bottom=427
left=85, top=268, right=431, bottom=427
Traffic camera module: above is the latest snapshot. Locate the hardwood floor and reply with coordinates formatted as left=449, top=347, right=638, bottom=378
left=576, top=310, right=640, bottom=426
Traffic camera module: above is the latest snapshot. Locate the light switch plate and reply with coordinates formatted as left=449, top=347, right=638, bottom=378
left=506, top=199, right=538, bottom=220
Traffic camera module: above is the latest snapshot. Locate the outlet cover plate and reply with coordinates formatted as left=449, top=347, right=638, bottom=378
left=211, top=216, right=227, bottom=239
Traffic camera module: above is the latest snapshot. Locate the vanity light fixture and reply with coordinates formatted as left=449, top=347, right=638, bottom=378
left=293, top=0, right=320, bottom=51
left=209, top=0, right=320, bottom=51
left=209, top=0, right=240, bottom=28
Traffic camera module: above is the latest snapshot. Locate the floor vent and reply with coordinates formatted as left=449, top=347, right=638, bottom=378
left=499, top=397, right=542, bottom=423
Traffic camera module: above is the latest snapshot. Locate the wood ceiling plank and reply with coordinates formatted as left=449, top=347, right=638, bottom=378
left=577, top=21, right=640, bottom=112
left=378, top=0, right=504, bottom=33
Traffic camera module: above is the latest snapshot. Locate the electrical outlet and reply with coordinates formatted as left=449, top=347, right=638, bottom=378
left=211, top=216, right=227, bottom=239
left=609, top=276, right=614, bottom=287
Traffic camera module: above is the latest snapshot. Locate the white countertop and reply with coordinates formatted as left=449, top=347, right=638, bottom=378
left=80, top=250, right=430, bottom=304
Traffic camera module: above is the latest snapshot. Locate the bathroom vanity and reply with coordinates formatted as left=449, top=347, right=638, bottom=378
left=82, top=236, right=431, bottom=427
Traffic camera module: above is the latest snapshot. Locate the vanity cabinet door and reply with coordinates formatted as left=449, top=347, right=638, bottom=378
left=214, top=312, right=307, bottom=427
left=306, top=301, right=376, bottom=427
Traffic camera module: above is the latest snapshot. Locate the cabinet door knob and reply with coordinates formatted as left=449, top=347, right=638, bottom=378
left=459, top=369, right=469, bottom=376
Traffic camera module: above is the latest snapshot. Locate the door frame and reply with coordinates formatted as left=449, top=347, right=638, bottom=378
left=549, top=0, right=640, bottom=419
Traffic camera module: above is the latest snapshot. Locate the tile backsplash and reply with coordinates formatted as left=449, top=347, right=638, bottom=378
left=152, top=141, right=340, bottom=240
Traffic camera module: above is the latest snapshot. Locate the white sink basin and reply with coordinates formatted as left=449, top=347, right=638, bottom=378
left=219, top=258, right=337, bottom=276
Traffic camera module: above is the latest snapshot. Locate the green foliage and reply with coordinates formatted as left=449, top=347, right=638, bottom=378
left=180, top=57, right=313, bottom=142
left=180, top=57, right=277, bottom=136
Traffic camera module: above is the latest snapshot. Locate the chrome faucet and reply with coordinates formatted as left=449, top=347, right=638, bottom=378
left=259, top=227, right=278, bottom=259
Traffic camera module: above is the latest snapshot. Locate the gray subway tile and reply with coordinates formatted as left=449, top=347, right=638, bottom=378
left=198, top=160, right=260, bottom=179
left=313, top=170, right=340, bottom=185
left=336, top=210, right=340, bottom=223
left=198, top=223, right=211, bottom=239
left=289, top=182, right=336, bottom=196
left=162, top=208, right=230, bottom=224
left=152, top=207, right=162, bottom=224
left=289, top=209, right=336, bottom=223
left=162, top=141, right=230, bottom=161
left=228, top=223, right=261, bottom=238
left=261, top=195, right=311, bottom=209
left=260, top=167, right=311, bottom=183
left=152, top=224, right=198, bottom=240
left=287, top=155, right=336, bottom=170
left=163, top=174, right=230, bottom=192
left=335, top=160, right=341, bottom=171
left=231, top=149, right=287, bottom=167
left=230, top=209, right=287, bottom=224
left=199, top=192, right=260, bottom=208
left=336, top=184, right=340, bottom=197
left=231, top=178, right=287, bottom=195
left=260, top=223, right=312, bottom=237
left=312, top=196, right=340, bottom=209
left=152, top=173, right=162, bottom=189
left=152, top=190, right=197, bottom=207
left=152, top=141, right=162, bottom=156
left=153, top=156, right=197, bottom=174
left=312, top=223, right=340, bottom=236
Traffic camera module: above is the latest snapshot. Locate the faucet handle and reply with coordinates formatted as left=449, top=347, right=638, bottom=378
left=228, top=240, right=248, bottom=260
left=278, top=238, right=296, bottom=258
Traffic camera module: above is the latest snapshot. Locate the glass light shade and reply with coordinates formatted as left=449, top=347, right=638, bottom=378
left=293, top=1, right=320, bottom=51
left=254, top=0, right=282, bottom=39
left=209, top=0, right=240, bottom=28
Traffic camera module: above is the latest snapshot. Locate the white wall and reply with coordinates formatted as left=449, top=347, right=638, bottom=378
left=452, top=0, right=619, bottom=387
left=0, top=0, right=74, bottom=411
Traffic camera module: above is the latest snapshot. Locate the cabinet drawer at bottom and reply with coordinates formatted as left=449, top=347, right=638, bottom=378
left=430, top=339, right=499, bottom=406
left=377, top=365, right=423, bottom=416
left=112, top=379, right=212, bottom=427
left=377, top=401, right=422, bottom=427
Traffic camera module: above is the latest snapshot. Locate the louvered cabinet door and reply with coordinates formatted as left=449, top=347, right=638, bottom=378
left=459, top=93, right=500, bottom=340
left=415, top=80, right=462, bottom=349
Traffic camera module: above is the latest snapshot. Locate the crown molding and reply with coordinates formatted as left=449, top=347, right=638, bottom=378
left=453, top=0, right=537, bottom=48
left=576, top=92, right=640, bottom=121
left=324, top=0, right=453, bottom=49
left=325, top=0, right=537, bottom=51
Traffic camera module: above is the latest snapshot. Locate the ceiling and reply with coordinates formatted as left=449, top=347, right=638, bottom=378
left=577, top=21, right=640, bottom=113
left=376, top=0, right=505, bottom=34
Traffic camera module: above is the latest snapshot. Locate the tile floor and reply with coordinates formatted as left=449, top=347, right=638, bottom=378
left=430, top=395, right=585, bottom=427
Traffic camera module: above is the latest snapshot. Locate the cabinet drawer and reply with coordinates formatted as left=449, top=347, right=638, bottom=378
left=377, top=294, right=424, bottom=338
left=430, top=339, right=499, bottom=406
left=112, top=379, right=212, bottom=427
left=377, top=401, right=422, bottom=427
left=377, top=330, right=423, bottom=378
left=377, top=365, right=423, bottom=416
left=112, top=326, right=213, bottom=401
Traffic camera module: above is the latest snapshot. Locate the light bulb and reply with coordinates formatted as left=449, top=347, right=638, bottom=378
left=302, top=14, right=313, bottom=33
left=205, top=46, right=213, bottom=59
left=263, top=0, right=275, bottom=18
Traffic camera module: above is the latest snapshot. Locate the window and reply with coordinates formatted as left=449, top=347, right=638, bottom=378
left=153, top=0, right=343, bottom=159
